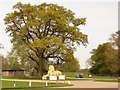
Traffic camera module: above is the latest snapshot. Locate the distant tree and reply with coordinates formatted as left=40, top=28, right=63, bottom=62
left=90, top=43, right=118, bottom=76
left=6, top=52, right=21, bottom=68
left=104, top=44, right=118, bottom=76
left=109, top=30, right=120, bottom=76
left=60, top=56, right=80, bottom=72
left=0, top=44, right=8, bottom=70
left=89, top=31, right=119, bottom=76
left=1, top=55, right=10, bottom=69
left=4, top=2, right=88, bottom=78
left=109, top=30, right=120, bottom=48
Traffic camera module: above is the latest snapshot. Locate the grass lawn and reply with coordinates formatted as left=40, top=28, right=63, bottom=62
left=95, top=79, right=120, bottom=82
left=66, top=77, right=93, bottom=80
left=90, top=76, right=119, bottom=82
left=63, top=72, right=120, bottom=83
left=2, top=76, right=37, bottom=80
left=2, top=80, right=72, bottom=89
left=92, top=76, right=118, bottom=79
left=63, top=72, right=79, bottom=77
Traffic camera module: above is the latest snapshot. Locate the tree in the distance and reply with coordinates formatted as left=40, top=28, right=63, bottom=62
left=1, top=55, right=10, bottom=69
left=90, top=42, right=118, bottom=76
left=109, top=30, right=120, bottom=48
left=4, top=2, right=88, bottom=78
left=59, top=56, right=80, bottom=72
left=109, top=30, right=120, bottom=76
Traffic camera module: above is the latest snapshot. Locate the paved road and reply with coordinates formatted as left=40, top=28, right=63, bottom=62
left=62, top=80, right=118, bottom=88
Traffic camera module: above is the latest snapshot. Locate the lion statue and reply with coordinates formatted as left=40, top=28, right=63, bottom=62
left=47, top=65, right=62, bottom=76
left=42, top=65, right=62, bottom=80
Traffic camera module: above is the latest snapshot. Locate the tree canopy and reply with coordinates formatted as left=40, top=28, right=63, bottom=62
left=89, top=31, right=119, bottom=76
left=4, top=2, right=88, bottom=78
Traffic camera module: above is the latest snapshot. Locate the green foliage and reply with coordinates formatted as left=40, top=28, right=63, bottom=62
left=4, top=2, right=88, bottom=78
left=90, top=42, right=118, bottom=76
left=60, top=58, right=80, bottom=72
left=109, top=30, right=120, bottom=76
left=1, top=55, right=10, bottom=69
left=6, top=53, right=22, bottom=68
left=109, top=30, right=120, bottom=48
left=95, top=79, right=119, bottom=82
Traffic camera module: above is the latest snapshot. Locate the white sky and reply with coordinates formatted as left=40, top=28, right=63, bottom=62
left=0, top=0, right=118, bottom=69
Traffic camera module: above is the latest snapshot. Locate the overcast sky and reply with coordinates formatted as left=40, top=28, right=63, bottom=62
left=0, top=0, right=118, bottom=69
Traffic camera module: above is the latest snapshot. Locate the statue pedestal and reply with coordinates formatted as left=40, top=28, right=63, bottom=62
left=49, top=76, right=57, bottom=80
left=58, top=75, right=65, bottom=80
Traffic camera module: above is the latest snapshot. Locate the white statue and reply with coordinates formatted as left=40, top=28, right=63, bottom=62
left=47, top=65, right=62, bottom=76
left=42, top=65, right=62, bottom=80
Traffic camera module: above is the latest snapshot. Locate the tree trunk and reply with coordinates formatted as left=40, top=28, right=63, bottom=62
left=37, top=68, right=43, bottom=79
left=37, top=58, right=46, bottom=79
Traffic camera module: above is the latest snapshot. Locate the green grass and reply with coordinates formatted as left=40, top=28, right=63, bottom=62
left=62, top=72, right=119, bottom=82
left=66, top=77, right=92, bottom=80
left=2, top=80, right=72, bottom=89
left=95, top=79, right=120, bottom=82
left=90, top=76, right=119, bottom=82
left=92, top=76, right=118, bottom=79
left=2, top=76, right=37, bottom=80
left=63, top=72, right=79, bottom=77
left=63, top=72, right=118, bottom=78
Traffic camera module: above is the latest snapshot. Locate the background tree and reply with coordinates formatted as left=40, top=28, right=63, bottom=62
left=1, top=55, right=10, bottom=69
left=90, top=43, right=107, bottom=75
left=109, top=30, right=120, bottom=76
left=59, top=57, right=80, bottom=72
left=109, top=30, right=120, bottom=48
left=9, top=45, right=37, bottom=71
left=90, top=42, right=118, bottom=76
left=4, top=2, right=88, bottom=78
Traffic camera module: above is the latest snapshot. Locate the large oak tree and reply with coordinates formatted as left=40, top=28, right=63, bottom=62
left=4, top=2, right=88, bottom=78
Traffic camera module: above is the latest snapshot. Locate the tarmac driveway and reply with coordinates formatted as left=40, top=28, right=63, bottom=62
left=63, top=80, right=118, bottom=88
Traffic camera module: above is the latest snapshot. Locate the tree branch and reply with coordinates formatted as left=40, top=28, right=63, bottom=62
left=12, top=21, right=20, bottom=30
left=45, top=46, right=61, bottom=59
left=28, top=52, right=40, bottom=67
